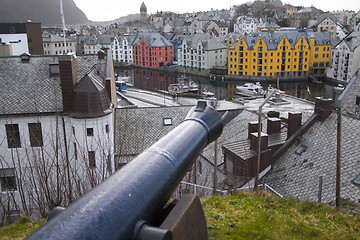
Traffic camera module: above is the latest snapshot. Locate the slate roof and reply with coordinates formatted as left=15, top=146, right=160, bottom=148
left=316, top=13, right=338, bottom=26
left=0, top=55, right=98, bottom=116
left=180, top=33, right=226, bottom=51
left=132, top=32, right=173, bottom=47
left=114, top=106, right=193, bottom=156
left=264, top=112, right=360, bottom=203
left=243, top=30, right=309, bottom=50
left=202, top=110, right=259, bottom=166
left=337, top=31, right=360, bottom=51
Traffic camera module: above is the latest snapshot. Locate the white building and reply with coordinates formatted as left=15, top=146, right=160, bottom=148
left=43, top=34, right=76, bottom=55
left=111, top=35, right=135, bottom=64
left=327, top=31, right=360, bottom=82
left=233, top=16, right=259, bottom=35
left=177, top=33, right=227, bottom=69
left=0, top=51, right=117, bottom=223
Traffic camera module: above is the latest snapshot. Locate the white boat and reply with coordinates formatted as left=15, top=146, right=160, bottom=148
left=201, top=88, right=217, bottom=100
left=236, top=82, right=265, bottom=97
left=267, top=85, right=285, bottom=94
left=188, top=81, right=199, bottom=93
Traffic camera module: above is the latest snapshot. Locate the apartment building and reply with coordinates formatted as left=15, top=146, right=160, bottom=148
left=43, top=34, right=76, bottom=55
left=227, top=30, right=331, bottom=78
left=177, top=33, right=227, bottom=70
left=132, top=32, right=174, bottom=67
left=327, top=31, right=360, bottom=82
left=111, top=35, right=135, bottom=64
left=233, top=16, right=259, bottom=35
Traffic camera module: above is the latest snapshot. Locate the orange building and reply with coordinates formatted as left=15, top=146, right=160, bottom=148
left=133, top=33, right=174, bottom=67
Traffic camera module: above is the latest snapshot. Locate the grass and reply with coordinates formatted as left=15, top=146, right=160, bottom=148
left=1, top=190, right=360, bottom=239
left=0, top=216, right=45, bottom=240
left=203, top=190, right=360, bottom=240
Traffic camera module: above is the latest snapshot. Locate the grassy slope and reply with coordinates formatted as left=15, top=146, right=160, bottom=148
left=0, top=217, right=45, bottom=240
left=203, top=190, right=360, bottom=240
left=1, top=190, right=360, bottom=239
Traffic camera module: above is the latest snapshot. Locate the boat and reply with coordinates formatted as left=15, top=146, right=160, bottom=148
left=188, top=80, right=199, bottom=93
left=201, top=88, right=217, bottom=100
left=236, top=82, right=265, bottom=97
left=168, top=75, right=199, bottom=95
left=168, top=83, right=189, bottom=95
left=267, top=85, right=285, bottom=94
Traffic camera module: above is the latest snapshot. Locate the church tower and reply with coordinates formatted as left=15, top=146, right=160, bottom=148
left=140, top=2, right=147, bottom=23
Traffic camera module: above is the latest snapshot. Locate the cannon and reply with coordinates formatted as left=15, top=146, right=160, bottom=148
left=26, top=100, right=223, bottom=240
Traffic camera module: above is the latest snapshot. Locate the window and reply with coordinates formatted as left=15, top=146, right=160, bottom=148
left=356, top=96, right=360, bottom=105
left=105, top=124, right=109, bottom=133
left=87, top=128, right=94, bottom=136
left=89, top=151, right=96, bottom=168
left=28, top=123, right=43, bottom=147
left=163, top=118, right=172, bottom=126
left=0, top=168, right=17, bottom=191
left=5, top=124, right=21, bottom=148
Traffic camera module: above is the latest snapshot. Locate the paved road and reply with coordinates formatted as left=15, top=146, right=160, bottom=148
left=118, top=88, right=315, bottom=121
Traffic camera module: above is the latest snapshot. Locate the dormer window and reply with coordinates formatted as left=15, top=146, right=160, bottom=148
left=20, top=53, right=31, bottom=62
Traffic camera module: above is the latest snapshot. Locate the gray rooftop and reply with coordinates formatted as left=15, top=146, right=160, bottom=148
left=0, top=55, right=98, bottom=116
left=132, top=32, right=173, bottom=47
left=180, top=33, right=227, bottom=51
left=264, top=112, right=360, bottom=204
left=114, top=106, right=193, bottom=156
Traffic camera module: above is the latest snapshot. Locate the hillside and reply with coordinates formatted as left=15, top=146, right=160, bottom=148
left=2, top=190, right=360, bottom=239
left=0, top=0, right=89, bottom=26
left=203, top=190, right=360, bottom=239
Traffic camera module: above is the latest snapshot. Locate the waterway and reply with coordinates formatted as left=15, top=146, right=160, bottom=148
left=115, top=66, right=342, bottom=102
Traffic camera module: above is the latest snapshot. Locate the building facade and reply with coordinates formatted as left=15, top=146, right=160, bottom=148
left=177, top=33, right=227, bottom=70
left=0, top=22, right=43, bottom=56
left=227, top=30, right=331, bottom=78
left=327, top=31, right=360, bottom=82
left=233, top=16, right=259, bottom=35
left=0, top=51, right=117, bottom=223
left=132, top=32, right=174, bottom=67
left=111, top=35, right=135, bottom=64
left=43, top=34, right=76, bottom=55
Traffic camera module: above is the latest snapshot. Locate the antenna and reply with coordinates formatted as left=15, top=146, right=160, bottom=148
left=60, top=0, right=67, bottom=53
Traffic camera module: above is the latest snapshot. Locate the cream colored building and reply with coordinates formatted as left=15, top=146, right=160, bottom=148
left=43, top=34, right=76, bottom=55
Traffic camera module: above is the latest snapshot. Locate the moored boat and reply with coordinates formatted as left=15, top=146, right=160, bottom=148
left=236, top=82, right=265, bottom=97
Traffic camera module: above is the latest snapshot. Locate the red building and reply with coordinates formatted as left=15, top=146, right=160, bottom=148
left=133, top=33, right=174, bottom=67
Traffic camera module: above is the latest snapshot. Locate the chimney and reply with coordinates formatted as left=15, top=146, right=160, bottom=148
left=59, top=53, right=77, bottom=113
left=315, top=97, right=333, bottom=120
left=267, top=118, right=281, bottom=135
left=98, top=50, right=105, bottom=60
left=250, top=132, right=268, bottom=151
left=287, top=112, right=302, bottom=139
left=248, top=121, right=259, bottom=139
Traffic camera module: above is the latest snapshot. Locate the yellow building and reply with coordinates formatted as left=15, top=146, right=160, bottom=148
left=227, top=30, right=332, bottom=78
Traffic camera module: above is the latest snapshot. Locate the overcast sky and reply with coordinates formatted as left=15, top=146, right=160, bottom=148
left=73, top=0, right=360, bottom=22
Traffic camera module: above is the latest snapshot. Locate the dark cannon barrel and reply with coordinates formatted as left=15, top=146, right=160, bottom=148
left=26, top=100, right=223, bottom=240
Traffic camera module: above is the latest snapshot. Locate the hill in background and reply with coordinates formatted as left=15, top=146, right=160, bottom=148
left=0, top=0, right=89, bottom=27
